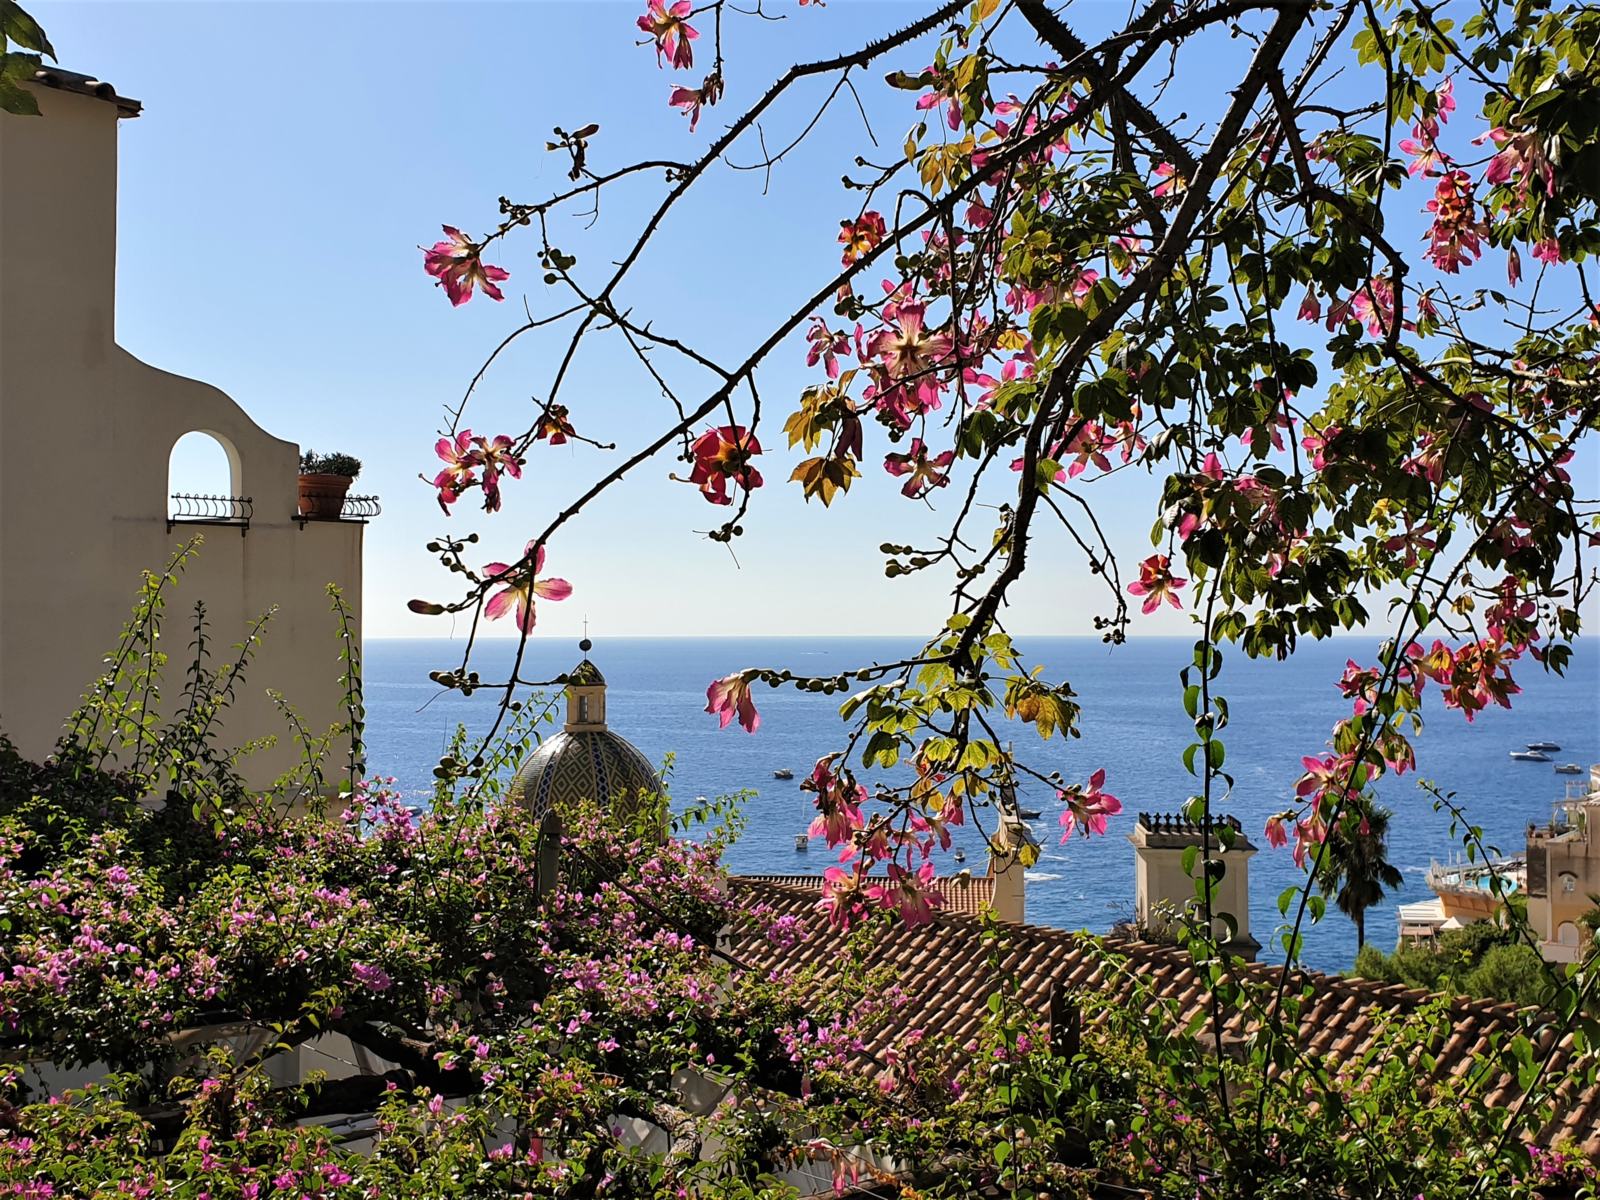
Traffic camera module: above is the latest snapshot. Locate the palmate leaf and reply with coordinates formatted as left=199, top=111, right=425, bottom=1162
left=0, top=51, right=41, bottom=116
left=1, top=1, right=53, bottom=56
left=790, top=454, right=859, bottom=507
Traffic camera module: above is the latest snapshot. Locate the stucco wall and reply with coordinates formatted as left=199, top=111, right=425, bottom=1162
left=0, top=82, right=362, bottom=789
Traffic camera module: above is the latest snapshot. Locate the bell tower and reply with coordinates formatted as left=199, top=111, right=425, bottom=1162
left=564, top=638, right=608, bottom=732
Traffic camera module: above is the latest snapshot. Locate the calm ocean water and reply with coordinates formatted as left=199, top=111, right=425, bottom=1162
left=364, top=636, right=1598, bottom=973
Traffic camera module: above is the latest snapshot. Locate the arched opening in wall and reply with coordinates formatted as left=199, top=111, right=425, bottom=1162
left=1559, top=921, right=1581, bottom=948
left=168, top=431, right=245, bottom=524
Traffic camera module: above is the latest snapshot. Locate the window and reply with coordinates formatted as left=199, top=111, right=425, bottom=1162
left=1561, top=872, right=1578, bottom=894
left=168, top=431, right=241, bottom=516
left=579, top=695, right=590, bottom=722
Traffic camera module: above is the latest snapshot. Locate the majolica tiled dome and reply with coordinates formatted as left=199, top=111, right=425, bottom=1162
left=514, top=641, right=660, bottom=823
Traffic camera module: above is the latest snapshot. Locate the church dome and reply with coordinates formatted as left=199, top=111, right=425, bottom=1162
left=514, top=641, right=660, bottom=824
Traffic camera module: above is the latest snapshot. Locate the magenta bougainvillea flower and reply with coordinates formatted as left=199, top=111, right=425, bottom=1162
left=705, top=672, right=760, bottom=733
left=838, top=211, right=887, bottom=265
left=637, top=0, right=697, bottom=69
left=687, top=426, right=764, bottom=505
left=422, top=226, right=510, bottom=307
left=883, top=438, right=954, bottom=499
left=482, top=542, right=572, bottom=634
left=1057, top=769, right=1121, bottom=842
left=1127, top=554, right=1187, bottom=613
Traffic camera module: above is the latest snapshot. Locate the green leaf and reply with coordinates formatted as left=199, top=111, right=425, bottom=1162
left=1, top=2, right=54, bottom=57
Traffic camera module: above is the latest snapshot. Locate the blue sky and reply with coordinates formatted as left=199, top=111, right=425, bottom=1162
left=40, top=2, right=1597, bottom=643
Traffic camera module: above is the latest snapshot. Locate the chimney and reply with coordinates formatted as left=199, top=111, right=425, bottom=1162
left=1129, top=811, right=1260, bottom=960
left=0, top=71, right=139, bottom=366
left=987, top=785, right=1040, bottom=924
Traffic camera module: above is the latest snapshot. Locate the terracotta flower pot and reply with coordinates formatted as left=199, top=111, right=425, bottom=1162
left=298, top=473, right=353, bottom=520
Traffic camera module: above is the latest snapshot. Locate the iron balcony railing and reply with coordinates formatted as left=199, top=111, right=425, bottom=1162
left=168, top=493, right=253, bottom=535
left=294, top=493, right=382, bottom=528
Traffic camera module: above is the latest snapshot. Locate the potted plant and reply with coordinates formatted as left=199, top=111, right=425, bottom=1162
left=297, top=450, right=362, bottom=520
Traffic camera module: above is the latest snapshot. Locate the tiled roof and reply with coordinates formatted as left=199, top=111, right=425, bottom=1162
left=29, top=67, right=141, bottom=117
left=728, top=877, right=1600, bottom=1157
left=734, top=871, right=998, bottom=917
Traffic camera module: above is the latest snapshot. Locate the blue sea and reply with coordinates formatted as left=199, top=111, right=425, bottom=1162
left=364, top=636, right=1599, bottom=973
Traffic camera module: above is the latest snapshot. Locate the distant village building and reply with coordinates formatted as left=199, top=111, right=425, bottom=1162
left=1525, top=766, right=1600, bottom=963
left=0, top=70, right=369, bottom=786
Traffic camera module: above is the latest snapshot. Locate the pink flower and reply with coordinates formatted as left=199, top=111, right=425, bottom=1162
left=1423, top=171, right=1484, bottom=274
left=432, top=430, right=481, bottom=512
left=637, top=0, right=697, bottom=69
left=422, top=226, right=509, bottom=307
left=669, top=85, right=704, bottom=132
left=687, top=426, right=764, bottom=505
left=883, top=438, right=955, bottom=499
left=1297, top=291, right=1321, bottom=322
left=482, top=542, right=573, bottom=634
left=1532, top=237, right=1562, bottom=265
left=1337, top=659, right=1380, bottom=715
left=1152, top=161, right=1184, bottom=198
left=478, top=434, right=522, bottom=511
left=805, top=755, right=866, bottom=847
left=706, top=672, right=760, bottom=733
left=838, top=211, right=887, bottom=266
left=1058, top=769, right=1121, bottom=841
left=1127, top=554, right=1186, bottom=614
left=866, top=862, right=944, bottom=926
left=1263, top=815, right=1289, bottom=849
left=805, top=318, right=851, bottom=380
left=869, top=301, right=953, bottom=378
left=1479, top=126, right=1555, bottom=202
left=534, top=404, right=576, bottom=445
left=1300, top=424, right=1339, bottom=471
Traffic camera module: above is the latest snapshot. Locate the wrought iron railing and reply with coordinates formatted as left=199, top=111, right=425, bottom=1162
left=168, top=493, right=252, bottom=534
left=294, top=493, right=381, bottom=528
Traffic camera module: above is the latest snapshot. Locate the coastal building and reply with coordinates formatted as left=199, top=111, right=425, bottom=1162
left=0, top=69, right=369, bottom=787
left=1393, top=855, right=1524, bottom=946
left=1524, top=766, right=1600, bottom=963
left=1129, top=811, right=1260, bottom=960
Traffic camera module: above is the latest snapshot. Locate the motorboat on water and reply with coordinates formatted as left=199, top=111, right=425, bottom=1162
left=794, top=833, right=808, bottom=851
left=773, top=768, right=795, bottom=780
left=1555, top=763, right=1585, bottom=775
left=1510, top=749, right=1551, bottom=762
left=1528, top=741, right=1562, bottom=752
left=1018, top=809, right=1041, bottom=820
left=953, top=849, right=966, bottom=864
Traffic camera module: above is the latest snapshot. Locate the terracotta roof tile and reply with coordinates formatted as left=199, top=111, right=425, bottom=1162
left=728, top=876, right=1598, bottom=1156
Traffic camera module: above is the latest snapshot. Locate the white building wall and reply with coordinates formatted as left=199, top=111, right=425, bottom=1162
left=0, top=79, right=362, bottom=788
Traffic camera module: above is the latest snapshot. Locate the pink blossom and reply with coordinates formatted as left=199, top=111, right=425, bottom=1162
left=1152, top=161, right=1184, bottom=198
left=422, top=226, right=509, bottom=306
left=432, top=430, right=480, bottom=512
left=869, top=301, right=953, bottom=378
left=1058, top=769, right=1121, bottom=841
left=687, top=426, right=764, bottom=505
left=637, top=0, right=697, bottom=69
left=1478, top=126, right=1555, bottom=202
left=669, top=85, right=704, bottom=132
left=1423, top=171, right=1485, bottom=273
left=883, top=438, right=955, bottom=499
left=705, top=673, right=760, bottom=733
left=1127, top=554, right=1186, bottom=614
left=482, top=542, right=573, bottom=634
left=838, top=211, right=887, bottom=265
left=1263, top=815, right=1289, bottom=849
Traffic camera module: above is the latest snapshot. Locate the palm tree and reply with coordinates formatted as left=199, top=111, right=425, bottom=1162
left=1317, top=801, right=1405, bottom=951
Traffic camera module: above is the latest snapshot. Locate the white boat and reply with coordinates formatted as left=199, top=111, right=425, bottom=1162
left=794, top=832, right=808, bottom=851
left=1510, top=750, right=1551, bottom=761
left=1555, top=763, right=1585, bottom=775
left=953, top=849, right=966, bottom=864
left=773, top=768, right=794, bottom=780
left=1528, top=741, right=1562, bottom=752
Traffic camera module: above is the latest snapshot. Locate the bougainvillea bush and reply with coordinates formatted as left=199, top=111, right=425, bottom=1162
left=0, top=565, right=1596, bottom=1197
